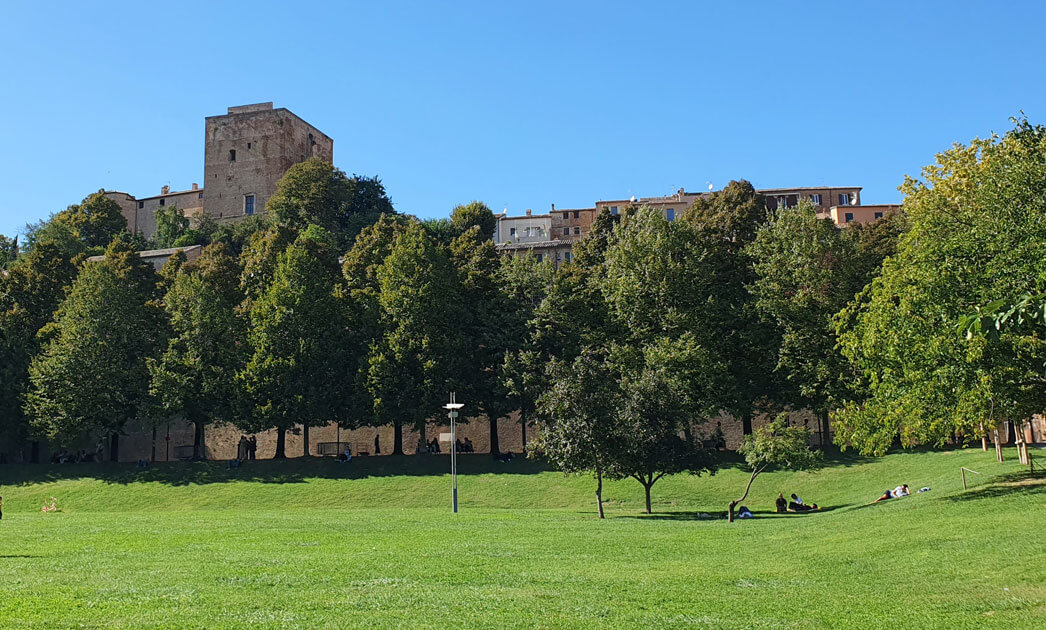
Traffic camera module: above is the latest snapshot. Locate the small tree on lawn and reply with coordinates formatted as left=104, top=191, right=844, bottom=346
left=729, top=414, right=821, bottom=522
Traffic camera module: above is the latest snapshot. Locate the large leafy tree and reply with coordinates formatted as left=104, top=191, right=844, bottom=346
left=238, top=227, right=350, bottom=458
left=685, top=180, right=785, bottom=435
left=24, top=236, right=165, bottom=459
left=747, top=203, right=872, bottom=443
left=450, top=201, right=497, bottom=241
left=154, top=205, right=190, bottom=248
left=366, top=222, right=465, bottom=454
left=53, top=190, right=128, bottom=249
left=0, top=242, right=78, bottom=459
left=837, top=118, right=1046, bottom=456
left=267, top=158, right=394, bottom=250
left=149, top=243, right=245, bottom=459
left=0, top=234, right=16, bottom=269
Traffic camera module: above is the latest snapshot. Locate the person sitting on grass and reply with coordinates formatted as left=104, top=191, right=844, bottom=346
left=787, top=493, right=819, bottom=511
left=464, top=438, right=474, bottom=453
left=737, top=505, right=754, bottom=519
left=337, top=446, right=352, bottom=462
left=873, top=484, right=910, bottom=503
left=776, top=493, right=787, bottom=513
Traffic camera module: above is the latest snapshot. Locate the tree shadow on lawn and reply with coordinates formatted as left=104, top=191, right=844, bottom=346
left=620, top=505, right=852, bottom=521
left=0, top=453, right=555, bottom=488
left=944, top=470, right=1045, bottom=502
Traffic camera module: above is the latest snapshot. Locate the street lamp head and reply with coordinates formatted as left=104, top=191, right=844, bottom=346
left=443, top=403, right=464, bottom=410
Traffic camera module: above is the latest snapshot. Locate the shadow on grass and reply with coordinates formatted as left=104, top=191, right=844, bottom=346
left=620, top=504, right=852, bottom=521
left=944, top=471, right=1046, bottom=502
left=0, top=555, right=44, bottom=559
left=0, top=454, right=555, bottom=488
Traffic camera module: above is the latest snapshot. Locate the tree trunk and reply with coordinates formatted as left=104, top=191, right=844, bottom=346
left=728, top=499, right=738, bottom=523
left=821, top=410, right=831, bottom=447
left=644, top=482, right=652, bottom=514
left=30, top=440, right=39, bottom=464
left=994, top=427, right=1003, bottom=463
left=520, top=410, right=527, bottom=452
left=596, top=470, right=605, bottom=519
left=729, top=467, right=762, bottom=524
left=392, top=422, right=402, bottom=455
left=303, top=424, right=310, bottom=457
left=193, top=419, right=206, bottom=460
left=741, top=412, right=753, bottom=436
left=489, top=415, right=500, bottom=456
left=109, top=433, right=119, bottom=462
left=274, top=427, right=286, bottom=459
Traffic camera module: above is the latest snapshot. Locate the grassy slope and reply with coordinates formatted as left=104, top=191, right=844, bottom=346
left=0, top=448, right=1042, bottom=629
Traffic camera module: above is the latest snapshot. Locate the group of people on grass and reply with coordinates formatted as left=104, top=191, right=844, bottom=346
left=51, top=441, right=104, bottom=465
left=776, top=492, right=820, bottom=513
left=416, top=437, right=475, bottom=454
left=228, top=435, right=258, bottom=467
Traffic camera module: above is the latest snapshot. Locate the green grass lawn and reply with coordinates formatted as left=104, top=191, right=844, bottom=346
left=0, top=448, right=1042, bottom=629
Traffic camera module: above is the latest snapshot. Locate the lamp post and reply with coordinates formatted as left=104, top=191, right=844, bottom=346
left=443, top=392, right=464, bottom=513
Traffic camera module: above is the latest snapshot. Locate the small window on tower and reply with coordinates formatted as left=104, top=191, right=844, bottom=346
left=229, top=149, right=236, bottom=162
left=247, top=142, right=252, bottom=149
left=245, top=194, right=255, bottom=216
left=138, top=201, right=144, bottom=209
left=159, top=198, right=165, bottom=206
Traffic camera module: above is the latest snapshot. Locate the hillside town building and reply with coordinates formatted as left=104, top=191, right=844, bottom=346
left=106, top=103, right=332, bottom=239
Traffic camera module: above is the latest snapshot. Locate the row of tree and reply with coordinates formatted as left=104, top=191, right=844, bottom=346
left=3, top=118, right=1043, bottom=515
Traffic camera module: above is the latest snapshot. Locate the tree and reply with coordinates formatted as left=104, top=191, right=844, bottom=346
left=685, top=180, right=786, bottom=435
left=154, top=205, right=190, bottom=248
left=534, top=351, right=620, bottom=518
left=747, top=203, right=871, bottom=444
left=238, top=228, right=349, bottom=458
left=24, top=236, right=165, bottom=459
left=0, top=242, right=78, bottom=460
left=53, top=190, right=128, bottom=248
left=450, top=201, right=497, bottom=241
left=729, top=413, right=820, bottom=522
left=267, top=158, right=394, bottom=250
left=0, top=234, right=17, bottom=269
left=21, top=217, right=87, bottom=260
left=837, top=118, right=1046, bottom=456
left=449, top=227, right=514, bottom=454
left=366, top=222, right=464, bottom=454
left=148, top=243, right=245, bottom=459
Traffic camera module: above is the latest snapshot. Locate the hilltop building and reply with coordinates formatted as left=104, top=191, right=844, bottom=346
left=106, top=103, right=333, bottom=239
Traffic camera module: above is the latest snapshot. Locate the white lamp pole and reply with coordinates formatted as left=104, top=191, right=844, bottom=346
left=443, top=392, right=464, bottom=513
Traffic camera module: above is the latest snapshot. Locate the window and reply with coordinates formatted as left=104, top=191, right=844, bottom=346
left=565, top=252, right=572, bottom=263
left=839, top=193, right=851, bottom=205
left=573, top=210, right=579, bottom=219
left=509, top=227, right=516, bottom=236
left=536, top=253, right=543, bottom=262
left=159, top=198, right=165, bottom=206
left=666, top=208, right=675, bottom=222
left=563, top=212, right=569, bottom=219
left=610, top=206, right=619, bottom=215
left=245, top=194, right=255, bottom=216
left=844, top=212, right=854, bottom=223
left=810, top=194, right=822, bottom=205
left=199, top=192, right=204, bottom=199
left=573, top=227, right=581, bottom=235
left=229, top=149, right=236, bottom=162
left=247, top=142, right=252, bottom=149
left=874, top=212, right=883, bottom=219
left=562, top=227, right=570, bottom=236
left=138, top=201, right=144, bottom=209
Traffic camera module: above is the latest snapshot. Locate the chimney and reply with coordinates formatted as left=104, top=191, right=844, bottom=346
left=525, top=209, right=532, bottom=216
left=161, top=185, right=170, bottom=195
left=191, top=183, right=199, bottom=191
left=551, top=203, right=555, bottom=211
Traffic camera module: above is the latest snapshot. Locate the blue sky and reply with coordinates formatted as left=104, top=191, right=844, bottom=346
left=2, top=1, right=1045, bottom=237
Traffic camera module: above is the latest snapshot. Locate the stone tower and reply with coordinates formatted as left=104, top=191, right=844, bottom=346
left=202, top=102, right=334, bottom=221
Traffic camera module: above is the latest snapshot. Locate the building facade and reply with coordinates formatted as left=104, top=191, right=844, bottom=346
left=105, top=103, right=333, bottom=238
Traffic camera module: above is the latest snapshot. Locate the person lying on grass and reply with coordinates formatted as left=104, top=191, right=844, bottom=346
left=787, top=493, right=819, bottom=511
left=873, top=484, right=910, bottom=503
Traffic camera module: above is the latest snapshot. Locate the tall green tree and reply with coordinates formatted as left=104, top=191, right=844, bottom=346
left=685, top=180, right=785, bottom=435
left=837, top=118, right=1046, bottom=456
left=238, top=228, right=349, bottom=458
left=149, top=243, right=245, bottom=459
left=0, top=234, right=16, bottom=269
left=24, top=236, right=165, bottom=459
left=53, top=190, right=128, bottom=249
left=0, top=242, right=78, bottom=460
left=267, top=158, right=394, bottom=250
left=154, top=205, right=190, bottom=248
left=450, top=201, right=497, bottom=241
left=366, top=222, right=464, bottom=454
